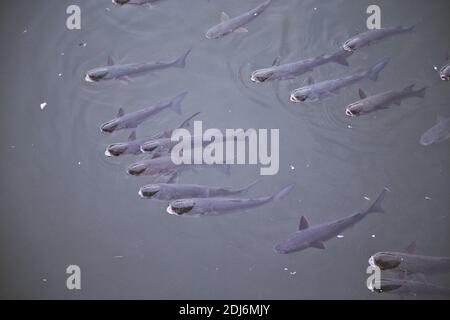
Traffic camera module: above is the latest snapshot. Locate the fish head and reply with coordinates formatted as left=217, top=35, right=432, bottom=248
left=205, top=26, right=224, bottom=39
left=167, top=199, right=195, bottom=216
left=127, top=162, right=147, bottom=176
left=273, top=235, right=309, bottom=254
left=105, top=142, right=128, bottom=157
left=343, top=38, right=358, bottom=52
left=371, top=278, right=403, bottom=293
left=419, top=132, right=434, bottom=146
left=100, top=119, right=119, bottom=133
left=138, top=185, right=161, bottom=198
left=345, top=102, right=364, bottom=117
left=290, top=87, right=313, bottom=103
left=369, top=252, right=402, bottom=270
left=141, top=141, right=161, bottom=153
left=112, top=0, right=130, bottom=5
left=85, top=67, right=109, bottom=82
left=439, top=65, right=450, bottom=81
left=250, top=69, right=274, bottom=83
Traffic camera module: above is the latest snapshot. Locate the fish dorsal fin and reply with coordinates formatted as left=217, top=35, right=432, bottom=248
left=107, top=56, right=115, bottom=66
left=404, top=241, right=416, bottom=254
left=167, top=172, right=178, bottom=184
left=307, top=76, right=314, bottom=85
left=358, top=88, right=367, bottom=99
left=272, top=56, right=281, bottom=67
left=117, top=108, right=125, bottom=117
left=437, top=115, right=445, bottom=124
left=310, top=241, right=326, bottom=250
left=128, top=131, right=136, bottom=141
left=299, top=216, right=309, bottom=230
left=221, top=12, right=230, bottom=22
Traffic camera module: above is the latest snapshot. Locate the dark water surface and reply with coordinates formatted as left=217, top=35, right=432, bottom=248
left=1, top=0, right=449, bottom=299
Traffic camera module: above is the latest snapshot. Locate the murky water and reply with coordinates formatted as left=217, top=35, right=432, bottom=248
left=1, top=0, right=449, bottom=299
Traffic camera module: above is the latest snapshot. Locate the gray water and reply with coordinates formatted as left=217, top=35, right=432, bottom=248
left=1, top=0, right=449, bottom=300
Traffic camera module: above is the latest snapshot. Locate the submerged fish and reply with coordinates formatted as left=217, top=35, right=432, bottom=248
left=369, top=242, right=450, bottom=276
left=166, top=184, right=294, bottom=216
left=371, top=278, right=450, bottom=299
left=127, top=155, right=230, bottom=177
left=290, top=58, right=389, bottom=103
left=85, top=49, right=191, bottom=82
left=140, top=135, right=206, bottom=154
left=420, top=116, right=450, bottom=146
left=139, top=180, right=259, bottom=200
left=251, top=49, right=352, bottom=83
left=105, top=112, right=200, bottom=157
left=345, top=85, right=427, bottom=117
left=206, top=0, right=271, bottom=39
left=274, top=188, right=388, bottom=254
left=100, top=92, right=187, bottom=133
left=343, top=25, right=415, bottom=52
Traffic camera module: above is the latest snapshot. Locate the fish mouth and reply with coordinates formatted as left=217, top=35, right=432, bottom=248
left=345, top=108, right=357, bottom=117
left=440, top=74, right=449, bottom=81
left=85, top=74, right=95, bottom=82
left=342, top=43, right=355, bottom=52
left=140, top=143, right=158, bottom=153
left=290, top=94, right=307, bottom=103
left=104, top=149, right=113, bottom=157
left=138, top=187, right=159, bottom=198
left=167, top=200, right=195, bottom=215
left=251, top=73, right=269, bottom=83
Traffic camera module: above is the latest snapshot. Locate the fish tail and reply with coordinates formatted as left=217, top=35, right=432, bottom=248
left=366, top=187, right=389, bottom=214
left=366, top=58, right=389, bottom=81
left=235, top=179, right=260, bottom=194
left=170, top=91, right=188, bottom=115
left=173, top=48, right=192, bottom=68
left=271, top=184, right=294, bottom=202
left=178, top=112, right=201, bottom=129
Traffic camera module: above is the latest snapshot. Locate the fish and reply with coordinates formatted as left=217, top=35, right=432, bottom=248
left=420, top=116, right=450, bottom=146
left=140, top=135, right=206, bottom=154
left=205, top=0, right=271, bottom=39
left=166, top=184, right=294, bottom=216
left=105, top=112, right=201, bottom=157
left=343, top=25, right=415, bottom=52
left=127, top=155, right=230, bottom=177
left=345, top=84, right=427, bottom=117
left=369, top=242, right=450, bottom=276
left=250, top=49, right=352, bottom=83
left=371, top=278, right=450, bottom=299
left=100, top=91, right=187, bottom=133
left=85, top=49, right=191, bottom=82
left=112, top=0, right=159, bottom=7
left=290, top=58, right=389, bottom=103
left=139, top=179, right=259, bottom=200
left=439, top=62, right=450, bottom=81
left=274, top=188, right=388, bottom=254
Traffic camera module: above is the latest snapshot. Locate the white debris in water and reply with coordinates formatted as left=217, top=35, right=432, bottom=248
left=61, top=52, right=65, bottom=56
left=78, top=161, right=82, bottom=166
left=113, top=256, right=124, bottom=259
left=290, top=165, right=295, bottom=170
left=284, top=267, right=288, bottom=271
left=215, top=267, right=220, bottom=271
left=79, top=42, right=87, bottom=47
left=23, top=29, right=27, bottom=34
left=425, top=196, right=431, bottom=200
left=364, top=196, right=371, bottom=201
left=371, top=234, right=376, bottom=238
left=314, top=7, right=317, bottom=11
left=58, top=73, right=62, bottom=77
left=106, top=7, right=111, bottom=11
left=40, top=102, right=47, bottom=110
left=290, top=271, right=297, bottom=275
left=42, top=278, right=47, bottom=282
left=306, top=163, right=310, bottom=168
left=347, top=125, right=353, bottom=129
left=10, top=145, right=16, bottom=149
left=337, top=235, right=344, bottom=238
left=434, top=66, right=438, bottom=71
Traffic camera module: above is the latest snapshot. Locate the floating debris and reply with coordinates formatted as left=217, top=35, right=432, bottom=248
left=58, top=73, right=62, bottom=77
left=337, top=235, right=344, bottom=238
left=425, top=196, right=431, bottom=200
left=79, top=42, right=87, bottom=47
left=290, top=271, right=297, bottom=275
left=290, top=165, right=295, bottom=170
left=40, top=102, right=47, bottom=110
left=77, top=161, right=82, bottom=166
left=434, top=66, right=439, bottom=71
left=347, top=125, right=353, bottom=129
left=284, top=267, right=288, bottom=271
left=113, top=255, right=124, bottom=259
left=364, top=196, right=371, bottom=201
left=23, top=29, right=28, bottom=34
left=371, top=234, right=376, bottom=238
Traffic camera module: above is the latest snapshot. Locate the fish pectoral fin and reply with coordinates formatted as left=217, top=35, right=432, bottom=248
left=272, top=56, right=281, bottom=66
left=107, top=56, right=115, bottom=66
left=310, top=241, right=326, bottom=250
left=234, top=27, right=249, bottom=33
left=117, top=108, right=125, bottom=117
left=221, top=12, right=230, bottom=22
left=358, top=88, right=367, bottom=99
left=299, top=216, right=310, bottom=230
left=128, top=131, right=136, bottom=141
